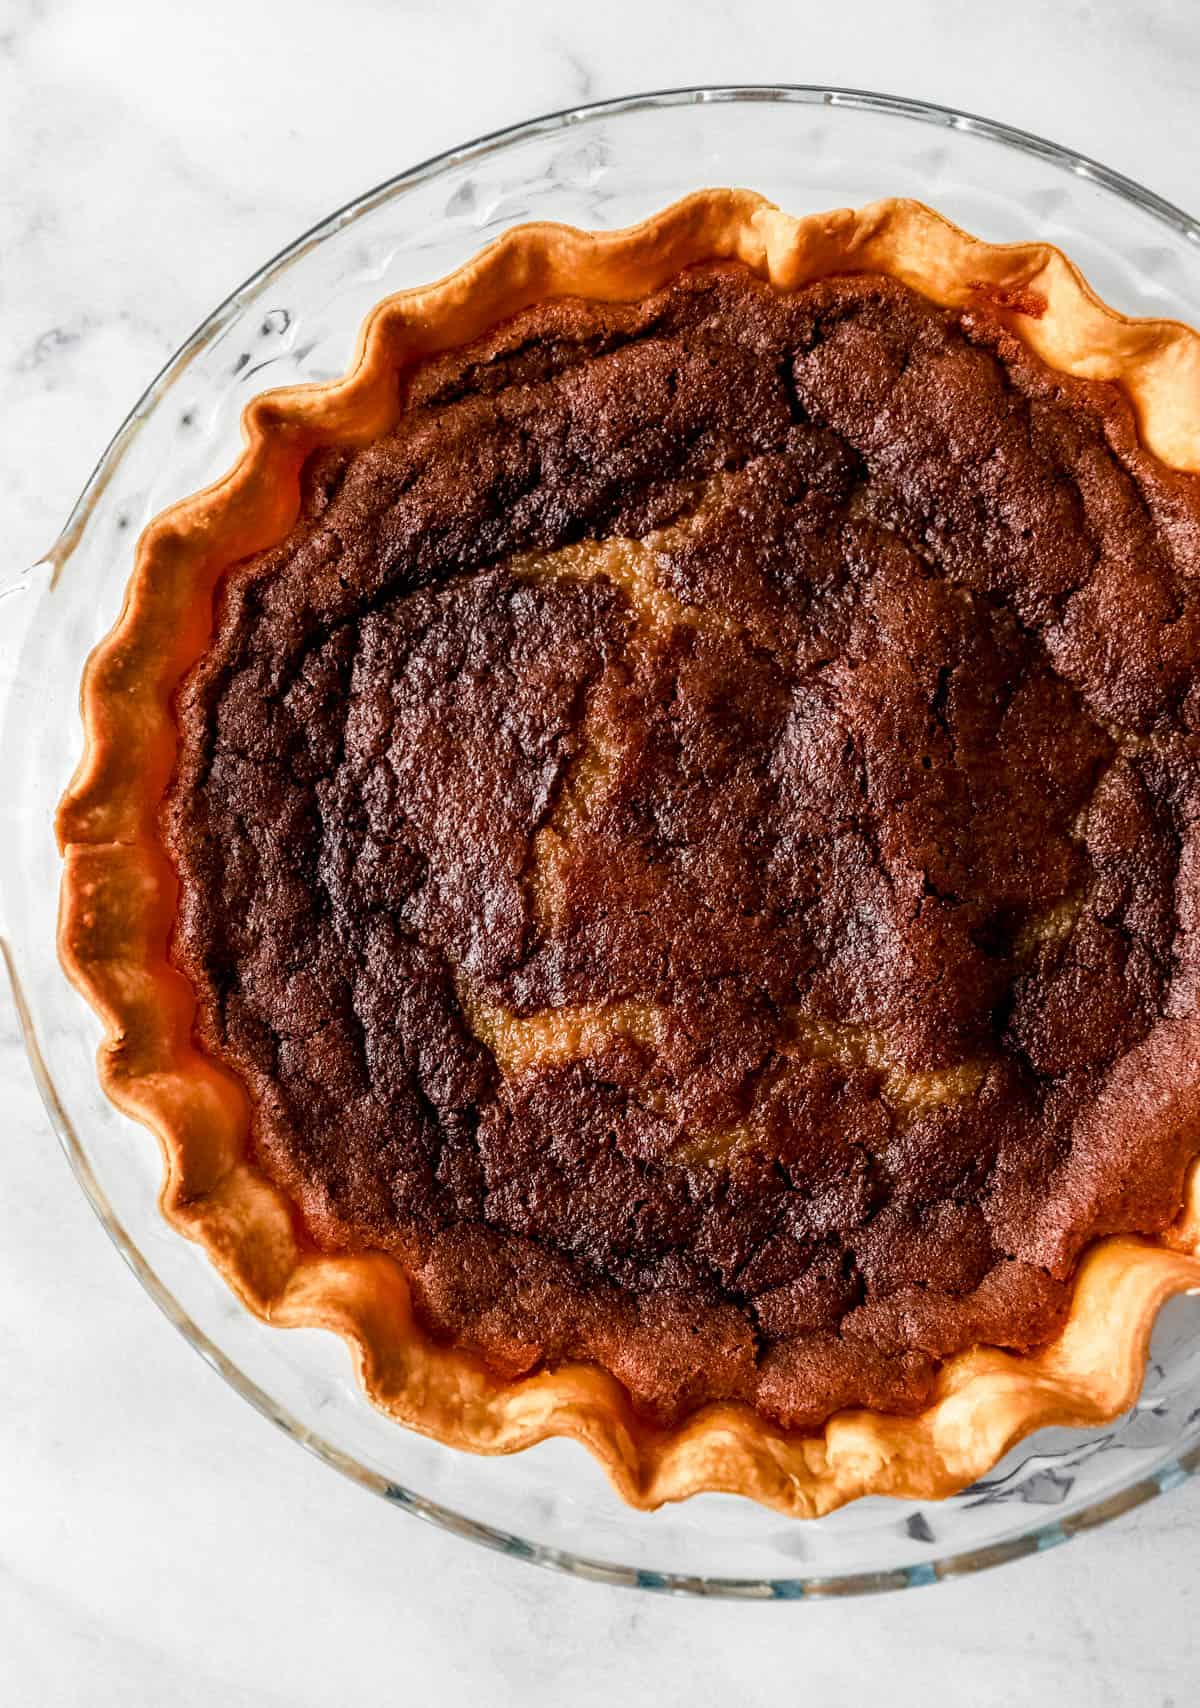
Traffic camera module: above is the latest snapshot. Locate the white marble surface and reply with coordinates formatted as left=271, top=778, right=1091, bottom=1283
left=4, top=1, right=1200, bottom=1701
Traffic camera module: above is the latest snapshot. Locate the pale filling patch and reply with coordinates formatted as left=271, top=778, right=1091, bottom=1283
left=1014, top=891, right=1087, bottom=959
left=506, top=471, right=744, bottom=645
left=510, top=476, right=744, bottom=931
left=459, top=987, right=989, bottom=1167
left=461, top=992, right=669, bottom=1076
left=526, top=725, right=624, bottom=932
left=781, top=1015, right=988, bottom=1112
left=511, top=535, right=695, bottom=638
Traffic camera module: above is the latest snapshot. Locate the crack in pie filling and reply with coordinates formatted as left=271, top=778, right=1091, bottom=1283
left=59, top=195, right=1200, bottom=1511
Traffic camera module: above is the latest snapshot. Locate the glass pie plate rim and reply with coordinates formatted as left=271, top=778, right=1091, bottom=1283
left=7, top=83, right=1200, bottom=1600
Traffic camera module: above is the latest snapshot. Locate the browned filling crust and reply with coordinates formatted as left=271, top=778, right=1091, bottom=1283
left=165, top=265, right=1200, bottom=1432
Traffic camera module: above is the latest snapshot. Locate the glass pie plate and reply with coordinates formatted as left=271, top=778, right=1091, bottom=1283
left=5, top=85, right=1200, bottom=1600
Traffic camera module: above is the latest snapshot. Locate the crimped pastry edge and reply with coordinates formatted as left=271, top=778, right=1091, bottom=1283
left=57, top=189, right=1200, bottom=1517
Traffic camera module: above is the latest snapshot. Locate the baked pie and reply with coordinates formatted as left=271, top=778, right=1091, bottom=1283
left=58, top=191, right=1200, bottom=1515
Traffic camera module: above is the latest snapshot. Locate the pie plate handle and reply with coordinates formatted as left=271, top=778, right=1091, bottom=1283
left=0, top=552, right=62, bottom=951
left=0, top=548, right=68, bottom=1162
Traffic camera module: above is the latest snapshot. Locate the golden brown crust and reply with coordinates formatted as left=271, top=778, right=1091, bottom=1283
left=58, top=191, right=1200, bottom=1516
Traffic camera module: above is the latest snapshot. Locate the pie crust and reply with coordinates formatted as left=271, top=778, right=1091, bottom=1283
left=57, top=190, right=1200, bottom=1516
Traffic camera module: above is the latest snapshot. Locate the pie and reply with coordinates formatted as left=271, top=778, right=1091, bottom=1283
left=57, top=191, right=1200, bottom=1516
